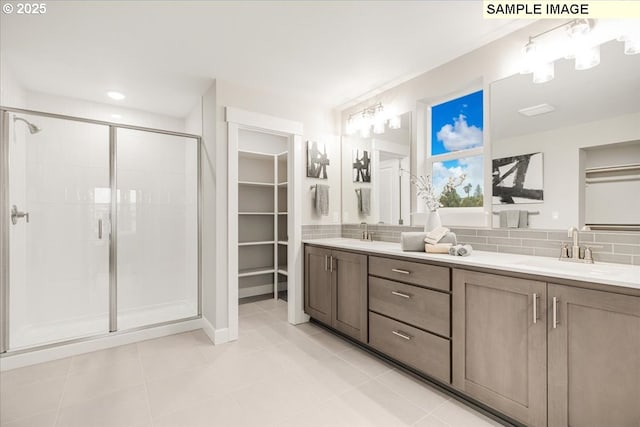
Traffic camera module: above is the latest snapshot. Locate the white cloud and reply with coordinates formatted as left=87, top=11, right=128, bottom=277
left=436, top=114, right=482, bottom=152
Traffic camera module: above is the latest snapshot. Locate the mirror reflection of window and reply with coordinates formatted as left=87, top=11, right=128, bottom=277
left=428, top=90, right=484, bottom=208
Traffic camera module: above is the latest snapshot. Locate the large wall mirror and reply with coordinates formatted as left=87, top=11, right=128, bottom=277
left=491, top=39, right=640, bottom=230
left=341, top=112, right=412, bottom=225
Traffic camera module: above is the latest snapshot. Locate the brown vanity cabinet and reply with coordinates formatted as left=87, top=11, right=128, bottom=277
left=304, top=245, right=367, bottom=342
left=452, top=269, right=548, bottom=427
left=547, top=283, right=640, bottom=427
left=368, top=256, right=452, bottom=383
left=453, top=269, right=640, bottom=427
left=304, top=244, right=640, bottom=427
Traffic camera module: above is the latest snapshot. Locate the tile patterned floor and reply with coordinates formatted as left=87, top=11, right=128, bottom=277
left=0, top=300, right=505, bottom=427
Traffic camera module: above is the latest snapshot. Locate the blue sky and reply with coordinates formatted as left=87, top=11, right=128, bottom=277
left=431, top=90, right=483, bottom=156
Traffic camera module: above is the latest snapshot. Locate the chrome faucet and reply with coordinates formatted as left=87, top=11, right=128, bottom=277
left=560, top=226, right=598, bottom=264
left=568, top=226, right=580, bottom=259
left=360, top=222, right=374, bottom=241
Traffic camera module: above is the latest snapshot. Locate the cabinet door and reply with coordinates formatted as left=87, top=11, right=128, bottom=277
left=331, top=250, right=367, bottom=342
left=548, top=284, right=640, bottom=427
left=452, top=270, right=547, bottom=427
left=304, top=246, right=332, bottom=325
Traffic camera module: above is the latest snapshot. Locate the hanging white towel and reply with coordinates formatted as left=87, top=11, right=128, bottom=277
left=506, top=210, right=520, bottom=228
left=315, top=184, right=329, bottom=216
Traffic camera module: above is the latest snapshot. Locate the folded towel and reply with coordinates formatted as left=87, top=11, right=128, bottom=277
left=439, top=232, right=457, bottom=245
left=356, top=188, right=371, bottom=215
left=315, top=184, right=329, bottom=216
left=425, top=226, right=450, bottom=245
left=457, top=244, right=473, bottom=256
left=425, top=243, right=452, bottom=254
left=401, top=232, right=428, bottom=251
left=449, top=244, right=473, bottom=256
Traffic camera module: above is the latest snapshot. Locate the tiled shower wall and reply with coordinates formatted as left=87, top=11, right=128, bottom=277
left=304, top=224, right=640, bottom=265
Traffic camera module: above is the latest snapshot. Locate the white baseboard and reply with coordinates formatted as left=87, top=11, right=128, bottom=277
left=214, top=327, right=230, bottom=345
left=0, top=319, right=204, bottom=371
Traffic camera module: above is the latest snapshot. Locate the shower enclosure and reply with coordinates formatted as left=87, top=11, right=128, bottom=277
left=0, top=108, right=200, bottom=354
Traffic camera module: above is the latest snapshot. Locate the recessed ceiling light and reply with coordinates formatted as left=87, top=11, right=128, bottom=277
left=111, top=114, right=122, bottom=119
left=107, top=91, right=125, bottom=100
left=518, top=103, right=555, bottom=117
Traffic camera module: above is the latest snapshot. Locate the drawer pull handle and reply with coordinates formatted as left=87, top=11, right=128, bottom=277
left=391, top=268, right=410, bottom=275
left=553, top=297, right=559, bottom=329
left=392, top=330, right=412, bottom=340
left=391, top=291, right=411, bottom=299
left=533, top=293, right=538, bottom=324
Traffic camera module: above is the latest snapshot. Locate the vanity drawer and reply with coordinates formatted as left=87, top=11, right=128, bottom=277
left=369, top=311, right=450, bottom=383
left=369, top=276, right=450, bottom=337
left=369, top=256, right=450, bottom=291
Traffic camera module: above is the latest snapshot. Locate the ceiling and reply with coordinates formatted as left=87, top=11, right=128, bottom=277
left=491, top=39, right=640, bottom=141
left=1, top=1, right=530, bottom=118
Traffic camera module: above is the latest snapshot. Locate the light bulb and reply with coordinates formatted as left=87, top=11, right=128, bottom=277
left=520, top=39, right=538, bottom=74
left=373, top=121, right=385, bottom=134
left=345, top=118, right=356, bottom=135
left=624, top=38, right=640, bottom=55
left=388, top=115, right=401, bottom=129
left=574, top=45, right=600, bottom=70
left=532, top=62, right=554, bottom=84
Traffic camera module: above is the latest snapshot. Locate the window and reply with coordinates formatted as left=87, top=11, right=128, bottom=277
left=428, top=90, right=484, bottom=208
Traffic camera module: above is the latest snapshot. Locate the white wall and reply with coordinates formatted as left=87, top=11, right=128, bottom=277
left=492, top=112, right=640, bottom=229
left=185, top=100, right=203, bottom=136
left=0, top=63, right=27, bottom=108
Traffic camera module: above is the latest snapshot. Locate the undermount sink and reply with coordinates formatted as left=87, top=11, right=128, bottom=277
left=511, top=257, right=623, bottom=277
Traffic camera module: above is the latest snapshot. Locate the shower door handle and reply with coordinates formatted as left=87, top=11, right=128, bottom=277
left=98, top=219, right=103, bottom=239
left=11, top=205, right=29, bottom=225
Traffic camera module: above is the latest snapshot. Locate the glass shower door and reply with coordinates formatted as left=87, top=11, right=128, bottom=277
left=116, top=128, right=198, bottom=330
left=7, top=113, right=111, bottom=350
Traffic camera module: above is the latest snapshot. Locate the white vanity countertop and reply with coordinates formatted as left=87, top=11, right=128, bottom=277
left=303, top=238, right=640, bottom=291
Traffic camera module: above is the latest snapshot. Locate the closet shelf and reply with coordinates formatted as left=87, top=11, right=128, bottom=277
left=277, top=241, right=288, bottom=246
left=238, top=241, right=275, bottom=247
left=277, top=269, right=288, bottom=276
left=238, top=267, right=275, bottom=278
left=238, top=149, right=274, bottom=159
left=278, top=212, right=288, bottom=215
left=239, top=212, right=274, bottom=216
left=277, top=182, right=288, bottom=187
left=239, top=181, right=275, bottom=187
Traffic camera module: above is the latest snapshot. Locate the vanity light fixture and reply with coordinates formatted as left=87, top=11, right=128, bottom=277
left=518, top=18, right=640, bottom=83
left=345, top=102, right=401, bottom=137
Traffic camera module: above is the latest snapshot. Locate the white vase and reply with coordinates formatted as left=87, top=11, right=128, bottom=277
left=424, top=210, right=442, bottom=232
